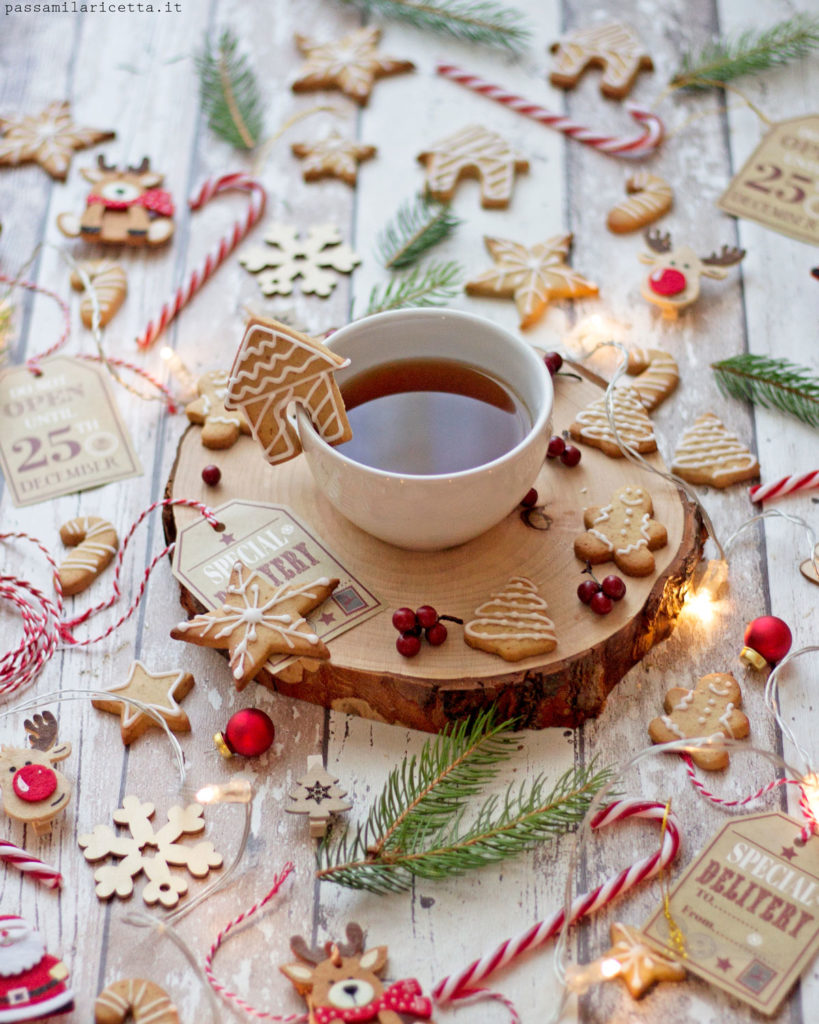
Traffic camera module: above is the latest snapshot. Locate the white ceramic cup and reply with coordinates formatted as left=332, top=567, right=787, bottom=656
left=294, top=308, right=553, bottom=550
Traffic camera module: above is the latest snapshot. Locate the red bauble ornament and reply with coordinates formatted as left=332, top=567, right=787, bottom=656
left=214, top=708, right=275, bottom=758
left=740, top=616, right=793, bottom=669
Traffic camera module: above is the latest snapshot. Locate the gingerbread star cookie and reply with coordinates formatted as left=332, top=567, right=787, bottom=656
left=418, top=124, right=529, bottom=209
left=0, top=101, right=115, bottom=180
left=603, top=923, right=686, bottom=997
left=292, top=27, right=414, bottom=105
left=185, top=370, right=251, bottom=450
left=465, top=234, right=598, bottom=328
left=170, top=561, right=339, bottom=689
left=465, top=576, right=557, bottom=662
left=92, top=661, right=195, bottom=745
left=292, top=132, right=376, bottom=186
left=569, top=385, right=657, bottom=458
left=574, top=485, right=667, bottom=577
left=648, top=672, right=749, bottom=771
left=671, top=413, right=759, bottom=488
left=549, top=23, right=654, bottom=99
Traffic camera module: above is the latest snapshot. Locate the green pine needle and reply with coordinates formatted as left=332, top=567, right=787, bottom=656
left=672, top=14, right=819, bottom=89
left=336, top=0, right=531, bottom=54
left=316, top=710, right=613, bottom=893
left=378, top=194, right=460, bottom=270
left=363, top=260, right=462, bottom=315
left=711, top=354, right=819, bottom=430
left=196, top=29, right=264, bottom=150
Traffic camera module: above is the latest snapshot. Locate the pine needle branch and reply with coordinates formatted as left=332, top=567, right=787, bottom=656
left=336, top=0, right=531, bottom=54
left=378, top=194, right=460, bottom=269
left=196, top=29, right=264, bottom=149
left=711, top=354, right=819, bottom=430
left=363, top=260, right=462, bottom=315
left=672, top=14, right=819, bottom=89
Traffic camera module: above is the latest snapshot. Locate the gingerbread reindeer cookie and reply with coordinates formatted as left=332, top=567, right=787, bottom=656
left=648, top=672, right=749, bottom=770
left=574, top=485, right=667, bottom=577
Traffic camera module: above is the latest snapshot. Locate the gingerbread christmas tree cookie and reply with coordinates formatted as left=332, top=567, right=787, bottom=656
left=671, top=413, right=759, bottom=487
left=170, top=560, right=338, bottom=689
left=465, top=234, right=598, bottom=328
left=549, top=23, right=653, bottom=99
left=292, top=132, right=376, bottom=186
left=569, top=385, right=657, bottom=458
left=574, top=485, right=667, bottom=577
left=292, top=27, right=414, bottom=104
left=418, top=124, right=529, bottom=209
left=0, top=100, right=114, bottom=179
left=465, top=576, right=556, bottom=662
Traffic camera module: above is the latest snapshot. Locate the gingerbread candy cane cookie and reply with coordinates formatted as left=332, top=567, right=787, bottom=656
left=626, top=345, right=679, bottom=411
left=94, top=978, right=179, bottom=1024
left=70, top=259, right=127, bottom=327
left=58, top=516, right=119, bottom=596
left=607, top=172, right=672, bottom=233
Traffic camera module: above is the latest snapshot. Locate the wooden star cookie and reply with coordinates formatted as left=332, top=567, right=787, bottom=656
left=648, top=672, right=749, bottom=770
left=465, top=234, right=598, bottom=328
left=603, top=923, right=685, bottom=997
left=170, top=561, right=339, bottom=689
left=292, top=27, right=414, bottom=105
left=292, top=132, right=376, bottom=186
left=0, top=101, right=114, bottom=180
left=92, top=661, right=194, bottom=745
left=185, top=369, right=251, bottom=450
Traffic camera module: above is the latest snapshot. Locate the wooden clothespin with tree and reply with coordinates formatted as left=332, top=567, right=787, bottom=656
left=286, top=755, right=351, bottom=839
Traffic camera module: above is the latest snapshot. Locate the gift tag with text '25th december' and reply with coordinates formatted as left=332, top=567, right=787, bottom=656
left=642, top=811, right=819, bottom=1015
left=718, top=115, right=819, bottom=247
left=0, top=356, right=142, bottom=507
left=172, top=499, right=383, bottom=676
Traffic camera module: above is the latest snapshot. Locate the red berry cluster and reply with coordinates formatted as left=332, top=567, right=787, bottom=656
left=547, top=432, right=581, bottom=467
left=392, top=605, right=462, bottom=657
left=577, top=564, right=626, bottom=616
left=543, top=351, right=563, bottom=376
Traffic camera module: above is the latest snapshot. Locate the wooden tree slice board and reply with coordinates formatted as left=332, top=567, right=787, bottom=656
left=165, top=364, right=704, bottom=732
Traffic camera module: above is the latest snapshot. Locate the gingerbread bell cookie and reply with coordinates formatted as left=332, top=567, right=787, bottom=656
left=549, top=23, right=654, bottom=99
left=569, top=386, right=657, bottom=458
left=58, top=516, right=119, bottom=597
left=185, top=370, right=251, bottom=450
left=292, top=27, right=414, bottom=104
left=465, top=576, right=557, bottom=662
left=671, top=413, right=759, bottom=487
left=648, top=672, right=749, bottom=770
left=574, top=485, right=667, bottom=577
left=418, top=124, right=529, bottom=209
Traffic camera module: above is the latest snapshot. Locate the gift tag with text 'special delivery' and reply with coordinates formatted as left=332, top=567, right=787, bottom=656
left=0, top=356, right=142, bottom=506
left=171, top=499, right=383, bottom=676
left=718, top=115, right=819, bottom=247
left=642, top=811, right=819, bottom=1015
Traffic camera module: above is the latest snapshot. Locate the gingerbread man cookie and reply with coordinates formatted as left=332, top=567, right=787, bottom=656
left=185, top=370, right=251, bottom=450
left=574, top=485, right=667, bottom=577
left=648, top=672, right=749, bottom=770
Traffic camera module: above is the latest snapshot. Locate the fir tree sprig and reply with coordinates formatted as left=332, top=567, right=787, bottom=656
left=316, top=710, right=613, bottom=893
left=672, top=14, right=819, bottom=90
left=336, top=0, right=531, bottom=55
left=711, top=354, right=819, bottom=430
left=378, top=194, right=460, bottom=269
left=196, top=29, right=264, bottom=150
left=363, top=260, right=462, bottom=315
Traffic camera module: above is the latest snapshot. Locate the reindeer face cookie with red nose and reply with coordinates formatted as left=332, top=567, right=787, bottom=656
left=639, top=230, right=745, bottom=319
left=574, top=485, right=667, bottom=577
left=0, top=713, right=72, bottom=836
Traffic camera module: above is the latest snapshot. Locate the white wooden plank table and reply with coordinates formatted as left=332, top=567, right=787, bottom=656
left=0, top=2, right=817, bottom=1022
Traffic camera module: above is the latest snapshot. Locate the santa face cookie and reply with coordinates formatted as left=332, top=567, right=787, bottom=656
left=465, top=576, right=557, bottom=662
left=574, top=485, right=667, bottom=577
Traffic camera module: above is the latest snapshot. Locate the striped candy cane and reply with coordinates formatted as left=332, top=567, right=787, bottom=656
left=432, top=799, right=680, bottom=1008
left=0, top=839, right=62, bottom=889
left=749, top=471, right=819, bottom=504
left=136, top=172, right=267, bottom=349
left=436, top=63, right=665, bottom=158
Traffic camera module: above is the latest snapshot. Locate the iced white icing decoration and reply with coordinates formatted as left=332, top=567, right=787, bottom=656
left=718, top=702, right=738, bottom=734
left=587, top=488, right=652, bottom=556
left=660, top=715, right=686, bottom=740
left=574, top=386, right=655, bottom=449
left=465, top=576, right=556, bottom=645
left=671, top=413, right=758, bottom=483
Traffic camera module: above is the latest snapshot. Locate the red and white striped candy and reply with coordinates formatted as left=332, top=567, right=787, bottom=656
left=749, top=471, right=819, bottom=504
left=0, top=838, right=62, bottom=889
left=436, top=63, right=664, bottom=158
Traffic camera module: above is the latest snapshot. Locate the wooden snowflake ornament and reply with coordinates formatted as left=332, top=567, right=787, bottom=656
left=292, top=27, right=415, bottom=105
left=240, top=223, right=360, bottom=298
left=0, top=100, right=114, bottom=179
left=170, top=561, right=339, bottom=689
left=78, top=795, right=223, bottom=908
left=226, top=315, right=352, bottom=466
left=465, top=234, right=598, bottom=328
left=287, top=755, right=352, bottom=838
left=601, top=923, right=685, bottom=997
left=292, top=132, right=376, bottom=186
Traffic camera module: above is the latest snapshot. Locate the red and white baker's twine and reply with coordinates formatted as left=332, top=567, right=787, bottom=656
left=136, top=172, right=267, bottom=349
left=0, top=838, right=62, bottom=889
left=750, top=471, right=819, bottom=504
left=0, top=498, right=220, bottom=696
left=436, top=64, right=665, bottom=158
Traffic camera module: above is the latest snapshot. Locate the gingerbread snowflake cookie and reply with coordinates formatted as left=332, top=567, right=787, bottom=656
left=0, top=100, right=114, bottom=179
left=648, top=672, right=749, bottom=770
left=569, top=385, right=657, bottom=458
left=465, top=576, right=557, bottom=662
left=292, top=27, right=414, bottom=104
left=418, top=124, right=529, bottom=209
left=549, top=23, right=653, bottom=99
left=185, top=370, right=251, bottom=450
left=671, top=413, right=759, bottom=487
left=574, top=485, right=667, bottom=577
